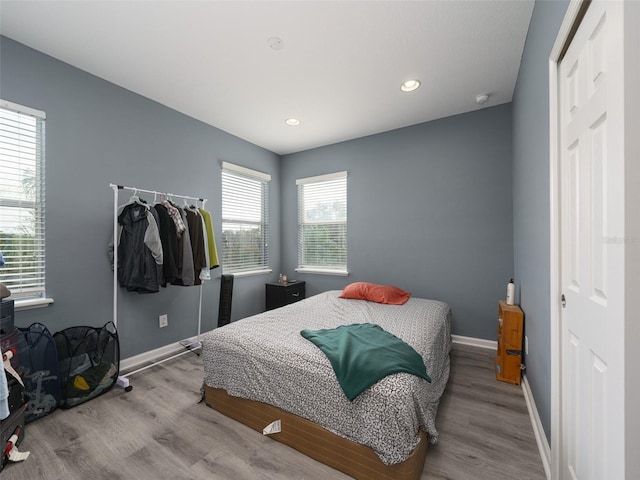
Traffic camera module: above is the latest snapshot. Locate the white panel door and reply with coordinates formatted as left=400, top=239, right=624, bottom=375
left=558, top=1, right=625, bottom=479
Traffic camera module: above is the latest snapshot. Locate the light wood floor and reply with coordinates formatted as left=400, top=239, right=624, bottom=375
left=1, top=344, right=546, bottom=480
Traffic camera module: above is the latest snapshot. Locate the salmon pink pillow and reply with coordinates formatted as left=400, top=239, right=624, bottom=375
left=339, top=282, right=411, bottom=305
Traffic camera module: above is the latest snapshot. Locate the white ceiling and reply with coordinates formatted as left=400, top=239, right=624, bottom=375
left=0, top=1, right=534, bottom=155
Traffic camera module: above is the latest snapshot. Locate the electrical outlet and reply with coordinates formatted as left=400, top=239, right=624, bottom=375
left=159, top=314, right=168, bottom=328
left=525, top=335, right=529, bottom=355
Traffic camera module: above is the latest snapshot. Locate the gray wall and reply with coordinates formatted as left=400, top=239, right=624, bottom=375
left=512, top=0, right=569, bottom=442
left=0, top=36, right=281, bottom=358
left=281, top=104, right=514, bottom=340
left=3, top=5, right=566, bottom=437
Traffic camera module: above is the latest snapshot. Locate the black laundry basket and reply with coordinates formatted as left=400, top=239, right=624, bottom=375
left=54, top=322, right=119, bottom=408
left=15, top=323, right=61, bottom=422
left=0, top=328, right=27, bottom=415
left=1, top=327, right=27, bottom=471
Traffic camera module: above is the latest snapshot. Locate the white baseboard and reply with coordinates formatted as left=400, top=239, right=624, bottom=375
left=451, top=334, right=497, bottom=350
left=120, top=335, right=202, bottom=373
left=521, top=374, right=551, bottom=479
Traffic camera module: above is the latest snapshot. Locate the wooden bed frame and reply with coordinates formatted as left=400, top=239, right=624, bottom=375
left=204, top=386, right=428, bottom=480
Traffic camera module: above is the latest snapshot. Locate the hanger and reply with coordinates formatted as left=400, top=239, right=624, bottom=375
left=128, top=189, right=148, bottom=208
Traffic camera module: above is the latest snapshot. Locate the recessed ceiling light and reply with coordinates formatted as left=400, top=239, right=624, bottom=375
left=285, top=118, right=300, bottom=126
left=401, top=79, right=421, bottom=92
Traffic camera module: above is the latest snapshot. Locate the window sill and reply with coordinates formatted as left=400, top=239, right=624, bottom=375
left=15, top=297, right=54, bottom=311
left=295, top=268, right=349, bottom=276
left=225, top=269, right=272, bottom=278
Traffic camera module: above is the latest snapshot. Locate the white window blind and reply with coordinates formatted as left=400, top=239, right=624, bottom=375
left=221, top=162, right=271, bottom=275
left=297, top=171, right=347, bottom=274
left=0, top=100, right=47, bottom=300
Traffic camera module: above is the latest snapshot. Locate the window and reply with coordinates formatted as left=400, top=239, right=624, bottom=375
left=221, top=161, right=271, bottom=275
left=296, top=171, right=347, bottom=275
left=0, top=100, right=47, bottom=302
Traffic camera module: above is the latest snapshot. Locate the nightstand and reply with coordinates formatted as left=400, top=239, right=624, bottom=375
left=265, top=281, right=306, bottom=311
left=495, top=301, right=524, bottom=385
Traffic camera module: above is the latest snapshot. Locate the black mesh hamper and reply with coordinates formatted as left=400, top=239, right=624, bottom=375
left=16, top=322, right=61, bottom=422
left=54, top=322, right=119, bottom=408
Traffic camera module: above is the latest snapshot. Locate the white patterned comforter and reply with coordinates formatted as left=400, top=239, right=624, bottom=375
left=201, top=290, right=451, bottom=465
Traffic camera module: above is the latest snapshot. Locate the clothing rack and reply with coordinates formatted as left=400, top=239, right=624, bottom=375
left=110, top=183, right=208, bottom=391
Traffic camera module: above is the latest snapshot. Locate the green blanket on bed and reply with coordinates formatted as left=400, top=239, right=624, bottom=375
left=300, top=323, right=431, bottom=401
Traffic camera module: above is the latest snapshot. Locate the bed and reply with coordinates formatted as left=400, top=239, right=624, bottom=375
left=201, top=290, right=451, bottom=480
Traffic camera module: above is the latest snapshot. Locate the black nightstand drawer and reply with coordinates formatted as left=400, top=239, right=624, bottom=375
left=0, top=299, right=14, bottom=336
left=265, top=281, right=306, bottom=311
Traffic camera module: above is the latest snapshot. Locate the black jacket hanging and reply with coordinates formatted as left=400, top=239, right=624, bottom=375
left=117, top=203, right=160, bottom=293
left=154, top=203, right=179, bottom=285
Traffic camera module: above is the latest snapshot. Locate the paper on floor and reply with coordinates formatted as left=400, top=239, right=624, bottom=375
left=262, top=419, right=281, bottom=435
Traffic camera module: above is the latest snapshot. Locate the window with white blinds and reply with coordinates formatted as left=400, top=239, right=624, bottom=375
left=296, top=171, right=348, bottom=275
left=221, top=162, right=271, bottom=275
left=0, top=100, right=47, bottom=301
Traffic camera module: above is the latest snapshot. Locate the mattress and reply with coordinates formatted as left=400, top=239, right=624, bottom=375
left=201, top=290, right=451, bottom=465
